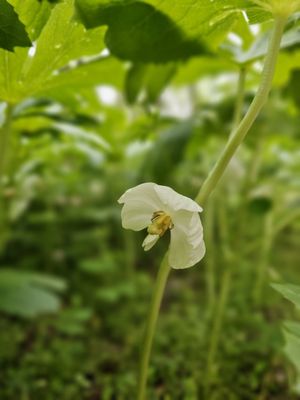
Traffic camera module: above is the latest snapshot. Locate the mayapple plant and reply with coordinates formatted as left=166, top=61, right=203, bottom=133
left=117, top=3, right=296, bottom=400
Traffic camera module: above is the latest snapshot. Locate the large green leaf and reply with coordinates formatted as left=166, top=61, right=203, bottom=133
left=75, top=0, right=250, bottom=62
left=22, top=0, right=105, bottom=93
left=0, top=269, right=66, bottom=318
left=41, top=56, right=125, bottom=94
left=0, top=0, right=31, bottom=51
left=0, top=0, right=108, bottom=102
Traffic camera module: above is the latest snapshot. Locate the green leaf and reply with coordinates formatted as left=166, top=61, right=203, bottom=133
left=272, top=283, right=300, bottom=309
left=248, top=196, right=273, bottom=215
left=138, top=121, right=194, bottom=184
left=173, top=56, right=236, bottom=86
left=0, top=0, right=108, bottom=102
left=76, top=1, right=207, bottom=62
left=283, top=324, right=300, bottom=376
left=0, top=0, right=31, bottom=51
left=0, top=268, right=66, bottom=318
left=288, top=69, right=300, bottom=109
left=79, top=255, right=117, bottom=275
left=40, top=56, right=125, bottom=95
left=53, top=307, right=92, bottom=335
left=125, top=63, right=176, bottom=104
left=284, top=320, right=300, bottom=339
left=75, top=0, right=247, bottom=62
left=273, top=51, right=300, bottom=87
left=0, top=285, right=60, bottom=317
left=23, top=0, right=106, bottom=93
left=8, top=0, right=57, bottom=40
left=226, top=23, right=300, bottom=65
left=244, top=6, right=272, bottom=24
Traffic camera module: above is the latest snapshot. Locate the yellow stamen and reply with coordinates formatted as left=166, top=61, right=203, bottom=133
left=147, top=211, right=174, bottom=237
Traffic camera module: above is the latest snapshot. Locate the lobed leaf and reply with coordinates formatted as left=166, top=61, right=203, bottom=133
left=0, top=0, right=31, bottom=51
left=75, top=0, right=250, bottom=62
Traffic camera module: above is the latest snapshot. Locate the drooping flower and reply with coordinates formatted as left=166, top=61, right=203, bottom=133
left=118, top=182, right=205, bottom=269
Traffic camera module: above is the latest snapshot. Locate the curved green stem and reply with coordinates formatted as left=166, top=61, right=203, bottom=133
left=137, top=255, right=171, bottom=400
left=232, top=66, right=247, bottom=130
left=196, top=16, right=286, bottom=206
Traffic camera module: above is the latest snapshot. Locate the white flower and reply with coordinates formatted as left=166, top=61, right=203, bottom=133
left=118, top=182, right=205, bottom=269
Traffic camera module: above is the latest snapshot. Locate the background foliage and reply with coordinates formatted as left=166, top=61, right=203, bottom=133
left=0, top=0, right=299, bottom=399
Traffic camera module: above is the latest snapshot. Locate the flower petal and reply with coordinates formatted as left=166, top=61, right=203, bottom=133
left=142, top=234, right=160, bottom=251
left=154, top=184, right=202, bottom=213
left=118, top=182, right=161, bottom=209
left=118, top=183, right=162, bottom=231
left=168, top=212, right=205, bottom=269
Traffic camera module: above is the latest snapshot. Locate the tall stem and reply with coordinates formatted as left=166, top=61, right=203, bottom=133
left=236, top=133, right=266, bottom=256
left=232, top=67, right=246, bottom=130
left=205, top=267, right=231, bottom=395
left=204, top=195, right=216, bottom=313
left=196, top=16, right=286, bottom=206
left=0, top=103, right=13, bottom=180
left=205, top=196, right=233, bottom=397
left=137, top=255, right=171, bottom=400
left=0, top=103, right=13, bottom=251
left=253, top=213, right=273, bottom=305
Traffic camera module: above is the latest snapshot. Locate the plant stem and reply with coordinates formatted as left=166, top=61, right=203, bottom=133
left=196, top=16, right=286, bottom=206
left=0, top=103, right=13, bottom=252
left=253, top=212, right=273, bottom=305
left=236, top=133, right=266, bottom=257
left=137, top=254, right=171, bottom=400
left=204, top=195, right=216, bottom=313
left=0, top=103, right=13, bottom=180
left=204, top=64, right=247, bottom=399
left=205, top=267, right=231, bottom=395
left=232, top=67, right=246, bottom=130
left=205, top=196, right=233, bottom=398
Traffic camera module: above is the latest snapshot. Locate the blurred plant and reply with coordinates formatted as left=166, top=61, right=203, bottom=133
left=272, top=283, right=300, bottom=393
left=0, top=1, right=298, bottom=399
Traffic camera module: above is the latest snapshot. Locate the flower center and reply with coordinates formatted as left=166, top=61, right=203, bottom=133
left=147, top=211, right=174, bottom=237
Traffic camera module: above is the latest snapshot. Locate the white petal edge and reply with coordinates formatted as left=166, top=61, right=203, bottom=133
left=168, top=212, right=205, bottom=269
left=118, top=182, right=161, bottom=209
left=118, top=183, right=163, bottom=231
left=142, top=234, right=160, bottom=251
left=154, top=184, right=202, bottom=213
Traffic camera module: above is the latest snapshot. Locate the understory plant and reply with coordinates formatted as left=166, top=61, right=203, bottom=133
left=0, top=0, right=299, bottom=399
